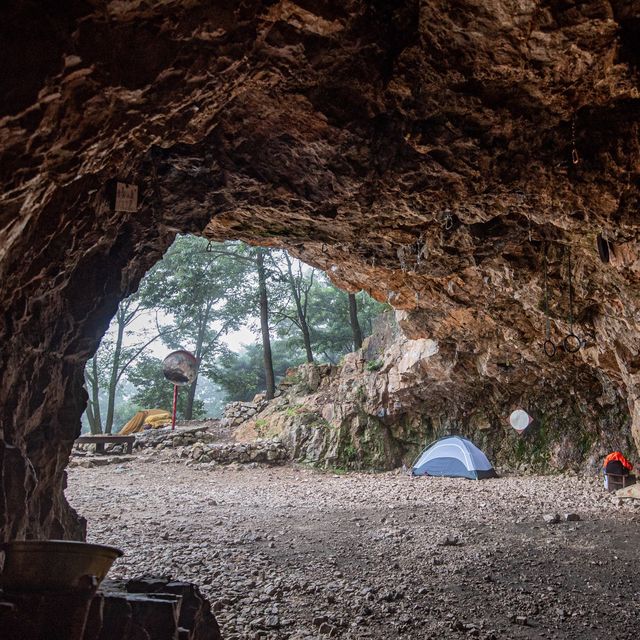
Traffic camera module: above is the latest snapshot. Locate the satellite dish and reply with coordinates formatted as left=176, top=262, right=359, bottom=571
left=162, top=350, right=198, bottom=386
left=510, top=409, right=532, bottom=433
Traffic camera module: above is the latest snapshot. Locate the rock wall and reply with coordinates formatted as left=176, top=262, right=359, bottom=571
left=232, top=314, right=635, bottom=473
left=1, top=1, right=640, bottom=540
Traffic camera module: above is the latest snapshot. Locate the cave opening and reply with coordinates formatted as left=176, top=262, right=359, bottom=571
left=77, top=231, right=385, bottom=437
left=3, top=0, right=640, bottom=637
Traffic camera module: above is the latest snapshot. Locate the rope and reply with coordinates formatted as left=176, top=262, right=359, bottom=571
left=563, top=246, right=582, bottom=353
left=567, top=246, right=574, bottom=332
left=542, top=243, right=556, bottom=357
left=543, top=245, right=551, bottom=340
left=571, top=116, right=580, bottom=165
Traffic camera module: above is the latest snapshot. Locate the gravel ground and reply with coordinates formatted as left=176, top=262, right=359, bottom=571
left=67, top=460, right=640, bottom=640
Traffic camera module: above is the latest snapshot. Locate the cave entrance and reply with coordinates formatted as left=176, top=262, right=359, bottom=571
left=78, top=233, right=383, bottom=440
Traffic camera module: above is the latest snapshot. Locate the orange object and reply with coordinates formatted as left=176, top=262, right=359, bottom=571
left=603, top=451, right=633, bottom=471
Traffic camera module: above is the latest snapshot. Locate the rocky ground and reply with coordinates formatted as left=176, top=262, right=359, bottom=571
left=67, top=460, right=640, bottom=640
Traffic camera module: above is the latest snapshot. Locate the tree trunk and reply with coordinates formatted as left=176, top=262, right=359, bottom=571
left=184, top=373, right=199, bottom=420
left=348, top=293, right=363, bottom=351
left=87, top=354, right=103, bottom=434
left=300, top=321, right=314, bottom=363
left=285, top=253, right=313, bottom=363
left=184, top=327, right=206, bottom=420
left=104, top=308, right=125, bottom=434
left=256, top=249, right=276, bottom=399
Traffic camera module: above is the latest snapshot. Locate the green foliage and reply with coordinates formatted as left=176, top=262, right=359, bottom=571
left=254, top=418, right=269, bottom=437
left=212, top=268, right=389, bottom=401
left=366, top=359, right=384, bottom=371
left=142, top=236, right=253, bottom=357
left=139, top=236, right=256, bottom=417
left=294, top=274, right=389, bottom=364
left=285, top=404, right=305, bottom=417
left=208, top=340, right=305, bottom=401
left=341, top=443, right=358, bottom=462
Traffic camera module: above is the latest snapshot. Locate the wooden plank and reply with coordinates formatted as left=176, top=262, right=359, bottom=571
left=75, top=435, right=135, bottom=454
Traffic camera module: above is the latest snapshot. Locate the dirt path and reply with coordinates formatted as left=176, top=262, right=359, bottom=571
left=66, top=461, right=640, bottom=640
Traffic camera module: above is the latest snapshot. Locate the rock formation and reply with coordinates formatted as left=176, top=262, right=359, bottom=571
left=1, top=1, right=640, bottom=540
left=251, top=315, right=637, bottom=472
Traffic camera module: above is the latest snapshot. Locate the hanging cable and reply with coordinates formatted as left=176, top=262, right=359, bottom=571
left=571, top=116, right=580, bottom=165
left=563, top=246, right=582, bottom=353
left=542, top=243, right=556, bottom=357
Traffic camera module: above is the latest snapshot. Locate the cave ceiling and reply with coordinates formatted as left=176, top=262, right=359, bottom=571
left=2, top=0, right=640, bottom=537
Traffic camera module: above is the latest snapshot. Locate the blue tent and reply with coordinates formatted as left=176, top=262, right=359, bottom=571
left=411, top=436, right=497, bottom=480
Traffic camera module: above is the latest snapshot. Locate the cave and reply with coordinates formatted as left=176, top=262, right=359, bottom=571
left=1, top=0, right=640, bottom=635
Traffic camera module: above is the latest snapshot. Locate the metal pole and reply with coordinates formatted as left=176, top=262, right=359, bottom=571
left=172, top=384, right=178, bottom=431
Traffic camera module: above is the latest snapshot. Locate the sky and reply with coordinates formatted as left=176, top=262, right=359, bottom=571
left=122, top=309, right=258, bottom=359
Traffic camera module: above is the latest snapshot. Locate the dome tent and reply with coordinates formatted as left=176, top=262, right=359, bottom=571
left=411, top=436, right=497, bottom=480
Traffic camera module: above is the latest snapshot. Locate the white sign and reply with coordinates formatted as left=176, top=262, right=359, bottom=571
left=510, top=409, right=532, bottom=432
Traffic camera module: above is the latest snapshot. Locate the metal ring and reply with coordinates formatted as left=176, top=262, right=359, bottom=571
left=543, top=340, right=556, bottom=358
left=563, top=333, right=582, bottom=353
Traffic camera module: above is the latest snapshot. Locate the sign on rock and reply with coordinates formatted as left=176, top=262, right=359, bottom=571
left=115, top=182, right=138, bottom=212
left=509, top=409, right=532, bottom=433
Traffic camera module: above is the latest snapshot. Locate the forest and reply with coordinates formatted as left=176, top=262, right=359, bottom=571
left=84, top=235, right=387, bottom=434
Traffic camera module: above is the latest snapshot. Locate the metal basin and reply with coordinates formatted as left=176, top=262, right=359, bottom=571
left=0, top=540, right=123, bottom=592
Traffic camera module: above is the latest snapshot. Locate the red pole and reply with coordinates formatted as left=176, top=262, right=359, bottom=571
left=172, top=384, right=178, bottom=430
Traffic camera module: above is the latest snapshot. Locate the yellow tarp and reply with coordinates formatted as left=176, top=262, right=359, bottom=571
left=119, top=409, right=172, bottom=435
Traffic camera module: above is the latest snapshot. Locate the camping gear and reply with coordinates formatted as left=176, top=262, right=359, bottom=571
left=0, top=540, right=122, bottom=591
left=162, top=350, right=198, bottom=430
left=411, top=436, right=497, bottom=479
left=119, top=409, right=171, bottom=435
left=603, top=451, right=635, bottom=491
left=603, top=451, right=633, bottom=473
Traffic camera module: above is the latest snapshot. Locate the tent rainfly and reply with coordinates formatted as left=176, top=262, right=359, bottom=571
left=411, top=436, right=497, bottom=480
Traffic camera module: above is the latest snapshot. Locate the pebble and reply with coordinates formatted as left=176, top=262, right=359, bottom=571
left=67, top=462, right=640, bottom=639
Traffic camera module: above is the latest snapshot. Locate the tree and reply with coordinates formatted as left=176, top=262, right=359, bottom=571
left=270, top=251, right=316, bottom=363
left=212, top=270, right=390, bottom=401
left=84, top=292, right=170, bottom=434
left=210, top=341, right=305, bottom=402
left=302, top=274, right=388, bottom=363
left=141, top=235, right=254, bottom=419
left=256, top=248, right=276, bottom=398
left=348, top=293, right=363, bottom=351
left=202, top=243, right=280, bottom=400
left=84, top=352, right=104, bottom=434
left=128, top=355, right=206, bottom=419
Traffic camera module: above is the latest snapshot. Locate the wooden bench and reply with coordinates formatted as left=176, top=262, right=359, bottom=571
left=604, top=473, right=636, bottom=492
left=75, top=434, right=135, bottom=455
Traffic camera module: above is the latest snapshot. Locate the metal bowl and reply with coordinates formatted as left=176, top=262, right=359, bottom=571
left=0, top=540, right=123, bottom=592
left=162, top=350, right=198, bottom=386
